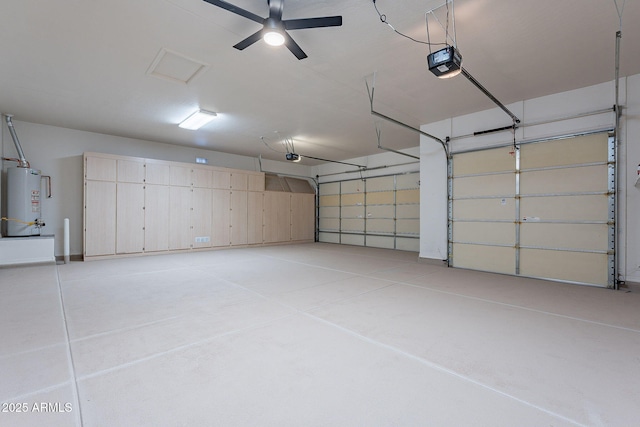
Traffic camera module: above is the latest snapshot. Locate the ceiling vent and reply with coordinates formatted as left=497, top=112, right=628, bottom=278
left=146, top=48, right=208, bottom=84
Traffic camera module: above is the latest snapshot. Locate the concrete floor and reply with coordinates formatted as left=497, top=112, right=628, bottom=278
left=1, top=243, right=639, bottom=426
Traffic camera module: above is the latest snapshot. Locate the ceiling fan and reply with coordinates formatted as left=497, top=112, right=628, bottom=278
left=202, top=0, right=342, bottom=60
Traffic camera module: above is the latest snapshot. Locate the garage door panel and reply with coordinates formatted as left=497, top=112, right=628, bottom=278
left=367, top=219, right=394, bottom=233
left=321, top=172, right=419, bottom=253
left=319, top=232, right=339, bottom=243
left=397, top=204, right=419, bottom=219
left=452, top=244, right=516, bottom=275
left=319, top=206, right=340, bottom=218
left=367, top=205, right=394, bottom=218
left=520, top=195, right=609, bottom=222
left=319, top=182, right=339, bottom=195
left=342, top=219, right=364, bottom=232
left=397, top=219, right=419, bottom=234
left=453, top=222, right=515, bottom=246
left=520, top=223, right=609, bottom=251
left=367, top=191, right=394, bottom=205
left=520, top=165, right=608, bottom=194
left=453, top=148, right=515, bottom=175
left=453, top=198, right=516, bottom=220
left=341, top=180, right=364, bottom=194
left=520, top=134, right=608, bottom=169
left=520, top=249, right=608, bottom=286
left=450, top=132, right=612, bottom=288
left=341, top=234, right=364, bottom=246
left=453, top=174, right=515, bottom=198
left=341, top=193, right=364, bottom=206
left=366, top=235, right=395, bottom=249
left=397, top=189, right=420, bottom=204
left=396, top=173, right=420, bottom=190
left=319, top=218, right=340, bottom=231
left=342, top=206, right=364, bottom=218
left=367, top=176, right=394, bottom=191
left=320, top=195, right=340, bottom=206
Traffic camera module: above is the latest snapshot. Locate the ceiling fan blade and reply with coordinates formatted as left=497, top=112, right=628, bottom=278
left=283, top=32, right=307, bottom=60
left=268, top=0, right=284, bottom=21
left=202, top=0, right=265, bottom=24
left=284, top=16, right=342, bottom=30
left=233, top=29, right=264, bottom=50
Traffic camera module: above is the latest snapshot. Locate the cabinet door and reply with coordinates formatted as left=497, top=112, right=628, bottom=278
left=212, top=171, right=230, bottom=189
left=212, top=189, right=230, bottom=247
left=230, top=172, right=248, bottom=190
left=170, top=165, right=192, bottom=187
left=247, top=192, right=263, bottom=244
left=85, top=156, right=116, bottom=181
left=145, top=184, right=170, bottom=252
left=146, top=162, right=170, bottom=185
left=291, top=193, right=315, bottom=241
left=192, top=188, right=212, bottom=248
left=263, top=192, right=291, bottom=243
left=117, top=159, right=145, bottom=183
left=116, top=183, right=145, bottom=254
left=85, top=180, right=116, bottom=256
left=169, top=186, right=192, bottom=250
left=193, top=168, right=212, bottom=188
left=230, top=190, right=248, bottom=245
left=248, top=173, right=265, bottom=192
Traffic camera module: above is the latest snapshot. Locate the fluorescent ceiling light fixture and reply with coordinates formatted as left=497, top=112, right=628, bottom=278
left=179, top=110, right=217, bottom=130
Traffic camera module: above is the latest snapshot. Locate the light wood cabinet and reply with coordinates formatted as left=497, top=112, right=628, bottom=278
left=85, top=180, right=116, bottom=256
left=230, top=172, right=248, bottom=190
left=212, top=189, right=231, bottom=246
left=291, top=194, right=315, bottom=241
left=169, top=186, right=192, bottom=250
left=145, top=184, right=170, bottom=252
left=86, top=156, right=116, bottom=181
left=116, top=183, right=145, bottom=254
left=146, top=162, right=170, bottom=185
left=117, top=159, right=144, bottom=183
left=230, top=191, right=248, bottom=245
left=192, top=188, right=212, bottom=248
left=193, top=168, right=212, bottom=188
left=264, top=192, right=291, bottom=243
left=84, top=153, right=313, bottom=260
left=170, top=165, right=191, bottom=187
left=212, top=171, right=231, bottom=189
left=248, top=192, right=264, bottom=244
left=248, top=174, right=265, bottom=192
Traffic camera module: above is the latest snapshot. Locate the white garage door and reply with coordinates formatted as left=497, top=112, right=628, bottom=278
left=318, top=173, right=420, bottom=251
left=449, top=132, right=614, bottom=287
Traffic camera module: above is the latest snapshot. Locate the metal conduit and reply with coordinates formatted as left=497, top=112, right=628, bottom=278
left=4, top=114, right=29, bottom=168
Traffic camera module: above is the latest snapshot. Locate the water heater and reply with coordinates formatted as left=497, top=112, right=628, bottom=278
left=7, top=167, right=42, bottom=236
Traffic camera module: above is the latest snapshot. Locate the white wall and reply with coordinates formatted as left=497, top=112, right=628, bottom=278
left=1, top=120, right=313, bottom=257
left=313, top=146, right=420, bottom=184
left=420, top=75, right=640, bottom=283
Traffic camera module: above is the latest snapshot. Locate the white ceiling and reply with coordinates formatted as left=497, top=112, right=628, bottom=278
left=1, top=0, right=638, bottom=165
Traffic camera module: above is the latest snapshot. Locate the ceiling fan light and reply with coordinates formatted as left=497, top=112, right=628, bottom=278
left=264, top=30, right=285, bottom=46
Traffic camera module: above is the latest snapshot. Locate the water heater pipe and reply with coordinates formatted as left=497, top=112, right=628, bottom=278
left=4, top=114, right=29, bottom=168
